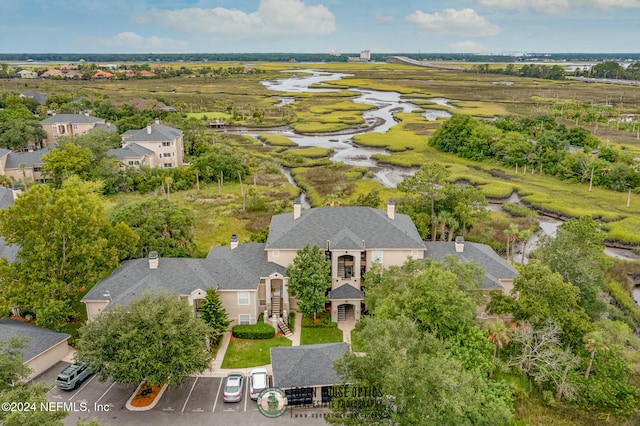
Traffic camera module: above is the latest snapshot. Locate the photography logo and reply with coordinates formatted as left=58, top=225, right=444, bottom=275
left=257, top=387, right=288, bottom=418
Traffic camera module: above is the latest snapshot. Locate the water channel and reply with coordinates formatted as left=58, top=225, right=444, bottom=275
left=252, top=69, right=640, bottom=265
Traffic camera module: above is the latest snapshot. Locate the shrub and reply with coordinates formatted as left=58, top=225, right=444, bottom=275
left=288, top=312, right=295, bottom=333
left=232, top=322, right=275, bottom=339
left=502, top=202, right=538, bottom=218
left=301, top=312, right=337, bottom=328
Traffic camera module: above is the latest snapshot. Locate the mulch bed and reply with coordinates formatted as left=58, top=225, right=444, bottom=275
left=130, top=383, right=163, bottom=408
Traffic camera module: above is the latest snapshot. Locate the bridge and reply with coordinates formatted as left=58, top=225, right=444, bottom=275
left=385, top=56, right=465, bottom=71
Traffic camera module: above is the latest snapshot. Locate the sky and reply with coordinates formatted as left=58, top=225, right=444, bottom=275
left=1, top=0, right=639, bottom=54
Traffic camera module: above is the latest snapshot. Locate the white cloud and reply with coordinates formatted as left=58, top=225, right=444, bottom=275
left=134, top=0, right=336, bottom=38
left=450, top=40, right=487, bottom=53
left=480, top=0, right=639, bottom=13
left=406, top=8, right=500, bottom=37
left=82, top=32, right=190, bottom=53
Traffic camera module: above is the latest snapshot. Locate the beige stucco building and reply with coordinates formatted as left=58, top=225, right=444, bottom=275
left=109, top=120, right=184, bottom=168
left=40, top=114, right=107, bottom=146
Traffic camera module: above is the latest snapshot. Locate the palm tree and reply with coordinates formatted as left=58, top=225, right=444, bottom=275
left=446, top=215, right=460, bottom=242
left=485, top=320, right=512, bottom=378
left=519, top=229, right=534, bottom=265
left=583, top=331, right=608, bottom=378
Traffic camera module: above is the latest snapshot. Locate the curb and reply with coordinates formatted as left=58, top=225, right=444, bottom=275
left=126, top=382, right=168, bottom=411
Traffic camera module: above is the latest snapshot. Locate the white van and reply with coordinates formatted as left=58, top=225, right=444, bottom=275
left=249, top=368, right=269, bottom=400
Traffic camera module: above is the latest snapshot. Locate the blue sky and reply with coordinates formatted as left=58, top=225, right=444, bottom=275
left=1, top=0, right=639, bottom=54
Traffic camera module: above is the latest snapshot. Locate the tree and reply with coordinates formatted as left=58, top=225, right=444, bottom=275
left=488, top=261, right=593, bottom=347
left=365, top=259, right=477, bottom=339
left=42, top=143, right=93, bottom=187
left=0, top=337, right=30, bottom=390
left=330, top=317, right=514, bottom=425
left=285, top=244, right=331, bottom=320
left=535, top=216, right=608, bottom=318
left=77, top=292, right=212, bottom=389
left=109, top=197, right=196, bottom=258
left=485, top=320, right=512, bottom=377
left=583, top=330, right=608, bottom=378
left=0, top=119, right=46, bottom=150
left=199, top=288, right=230, bottom=347
left=398, top=162, right=451, bottom=241
left=0, top=178, right=139, bottom=329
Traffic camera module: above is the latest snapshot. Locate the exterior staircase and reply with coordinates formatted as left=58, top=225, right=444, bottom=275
left=278, top=318, right=293, bottom=337
left=271, top=296, right=281, bottom=318
left=337, top=304, right=346, bottom=322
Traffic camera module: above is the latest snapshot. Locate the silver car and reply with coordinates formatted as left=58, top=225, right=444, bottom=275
left=223, top=372, right=244, bottom=402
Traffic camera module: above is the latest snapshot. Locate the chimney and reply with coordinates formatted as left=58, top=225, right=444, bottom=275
left=293, top=197, right=301, bottom=220
left=146, top=123, right=152, bottom=134
left=148, top=251, right=159, bottom=269
left=154, top=117, right=160, bottom=125
left=230, top=234, right=238, bottom=249
left=387, top=198, right=395, bottom=220
left=455, top=236, right=465, bottom=253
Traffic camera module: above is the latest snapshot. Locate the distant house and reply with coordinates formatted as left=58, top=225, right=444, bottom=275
left=20, top=92, right=47, bottom=105
left=114, top=119, right=184, bottom=168
left=0, top=318, right=70, bottom=380
left=0, top=145, right=55, bottom=183
left=40, top=113, right=106, bottom=145
left=92, top=70, right=115, bottom=79
left=16, top=70, right=38, bottom=79
left=271, top=343, right=347, bottom=406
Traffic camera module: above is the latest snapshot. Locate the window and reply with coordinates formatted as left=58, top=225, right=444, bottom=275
left=372, top=251, right=383, bottom=263
left=259, top=299, right=266, bottom=306
left=162, top=141, right=172, bottom=147
left=73, top=124, right=78, bottom=130
left=33, top=167, right=42, bottom=172
left=238, top=292, right=249, bottom=305
left=163, top=163, right=173, bottom=168
left=162, top=153, right=172, bottom=158
left=128, top=160, right=140, bottom=165
left=238, top=314, right=251, bottom=325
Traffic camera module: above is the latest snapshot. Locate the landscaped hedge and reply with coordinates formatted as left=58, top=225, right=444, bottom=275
left=301, top=313, right=337, bottom=329
left=232, top=322, right=275, bottom=339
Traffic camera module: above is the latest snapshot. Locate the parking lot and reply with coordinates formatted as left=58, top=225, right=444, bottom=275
left=35, top=362, right=327, bottom=425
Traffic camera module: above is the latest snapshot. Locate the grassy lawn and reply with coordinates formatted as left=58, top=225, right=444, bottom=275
left=300, top=327, right=344, bottom=345
left=221, top=336, right=292, bottom=369
left=350, top=327, right=365, bottom=352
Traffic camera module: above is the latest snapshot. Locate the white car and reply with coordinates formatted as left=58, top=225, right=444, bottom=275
left=249, top=368, right=269, bottom=400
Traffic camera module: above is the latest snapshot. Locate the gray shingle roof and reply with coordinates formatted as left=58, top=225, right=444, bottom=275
left=271, top=343, right=347, bottom=389
left=92, top=123, right=118, bottom=132
left=108, top=143, right=154, bottom=161
left=82, top=243, right=284, bottom=306
left=21, top=92, right=47, bottom=105
left=40, top=114, right=104, bottom=124
left=5, top=146, right=55, bottom=169
left=266, top=207, right=425, bottom=250
left=0, top=148, right=11, bottom=158
left=423, top=241, right=518, bottom=290
left=206, top=243, right=285, bottom=290
left=328, top=284, right=363, bottom=300
left=0, top=318, right=69, bottom=363
left=122, top=123, right=182, bottom=143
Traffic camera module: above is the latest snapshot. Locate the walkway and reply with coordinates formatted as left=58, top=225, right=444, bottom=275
left=337, top=309, right=356, bottom=344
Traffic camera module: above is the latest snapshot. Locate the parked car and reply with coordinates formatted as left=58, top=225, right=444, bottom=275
left=249, top=368, right=269, bottom=400
left=223, top=372, right=244, bottom=402
left=56, top=363, right=93, bottom=391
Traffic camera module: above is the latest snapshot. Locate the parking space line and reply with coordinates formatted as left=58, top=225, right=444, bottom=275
left=95, top=382, right=116, bottom=405
left=68, top=375, right=97, bottom=401
left=244, top=376, right=248, bottom=412
left=212, top=378, right=223, bottom=412
left=181, top=377, right=198, bottom=413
